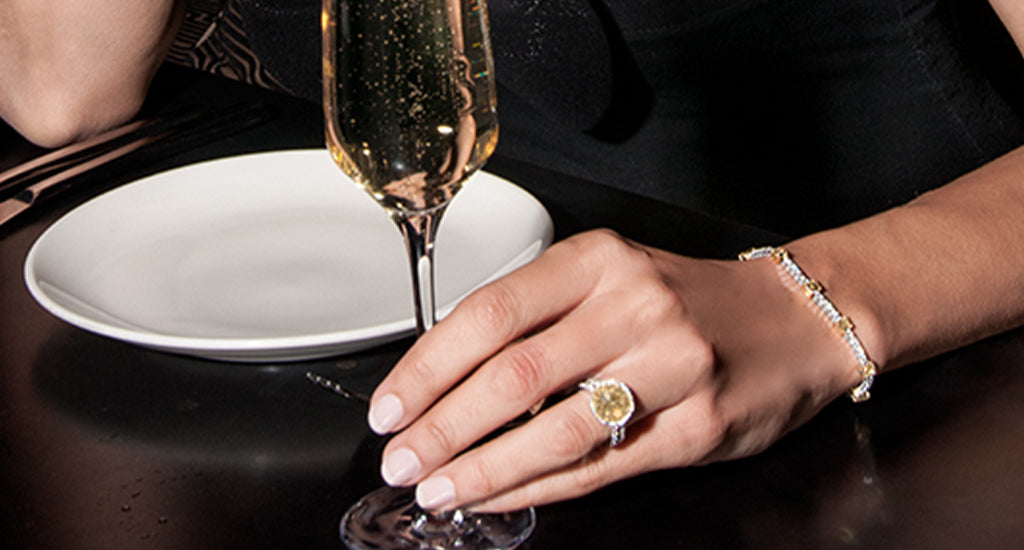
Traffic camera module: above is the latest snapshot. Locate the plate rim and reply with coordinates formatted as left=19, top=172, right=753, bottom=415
left=23, top=149, right=552, bottom=361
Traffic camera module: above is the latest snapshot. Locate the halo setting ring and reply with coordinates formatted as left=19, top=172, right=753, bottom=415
left=578, top=378, right=635, bottom=447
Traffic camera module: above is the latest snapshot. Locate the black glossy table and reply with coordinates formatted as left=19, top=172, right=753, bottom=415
left=3, top=65, right=1023, bottom=549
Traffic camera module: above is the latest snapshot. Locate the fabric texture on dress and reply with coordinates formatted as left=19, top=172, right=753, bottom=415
left=168, top=0, right=1024, bottom=237
left=167, top=0, right=291, bottom=94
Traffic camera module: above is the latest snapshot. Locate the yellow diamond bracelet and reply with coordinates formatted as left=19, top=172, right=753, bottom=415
left=739, top=246, right=877, bottom=402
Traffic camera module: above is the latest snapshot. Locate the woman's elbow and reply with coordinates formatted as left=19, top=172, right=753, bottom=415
left=2, top=84, right=146, bottom=148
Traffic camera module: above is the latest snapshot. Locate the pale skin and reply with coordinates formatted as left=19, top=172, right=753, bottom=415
left=2, top=0, right=1023, bottom=515
left=0, top=0, right=183, bottom=147
left=368, top=0, right=1024, bottom=512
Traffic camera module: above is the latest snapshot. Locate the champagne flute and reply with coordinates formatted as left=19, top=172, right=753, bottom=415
left=322, top=0, right=536, bottom=548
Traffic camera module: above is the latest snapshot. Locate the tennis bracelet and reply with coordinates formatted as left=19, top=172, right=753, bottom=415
left=739, top=246, right=877, bottom=402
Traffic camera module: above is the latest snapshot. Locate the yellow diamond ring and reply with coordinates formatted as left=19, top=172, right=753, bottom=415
left=579, top=378, right=635, bottom=447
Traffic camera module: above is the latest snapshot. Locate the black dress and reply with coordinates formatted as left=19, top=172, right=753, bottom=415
left=175, top=0, right=1024, bottom=236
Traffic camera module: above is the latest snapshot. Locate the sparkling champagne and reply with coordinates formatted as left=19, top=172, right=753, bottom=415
left=323, top=0, right=498, bottom=213
left=322, top=2, right=533, bottom=547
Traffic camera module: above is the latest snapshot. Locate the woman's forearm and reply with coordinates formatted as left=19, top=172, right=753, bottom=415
left=789, top=4, right=1024, bottom=372
left=789, top=143, right=1024, bottom=371
left=0, top=0, right=183, bottom=147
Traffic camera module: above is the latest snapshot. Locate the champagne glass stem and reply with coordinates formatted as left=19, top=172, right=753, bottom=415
left=393, top=206, right=448, bottom=336
left=340, top=208, right=539, bottom=549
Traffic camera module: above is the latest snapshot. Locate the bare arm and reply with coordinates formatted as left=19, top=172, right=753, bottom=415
left=356, top=3, right=1024, bottom=513
left=990, top=0, right=1024, bottom=55
left=790, top=146, right=1024, bottom=373
left=791, top=0, right=1024, bottom=370
left=0, top=0, right=183, bottom=147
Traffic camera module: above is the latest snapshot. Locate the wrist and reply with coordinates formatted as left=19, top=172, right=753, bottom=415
left=739, top=244, right=882, bottom=401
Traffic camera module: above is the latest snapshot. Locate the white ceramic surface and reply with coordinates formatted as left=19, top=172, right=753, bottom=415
left=24, top=149, right=553, bottom=362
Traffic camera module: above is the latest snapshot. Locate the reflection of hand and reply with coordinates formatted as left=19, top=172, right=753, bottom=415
left=366, top=229, right=863, bottom=512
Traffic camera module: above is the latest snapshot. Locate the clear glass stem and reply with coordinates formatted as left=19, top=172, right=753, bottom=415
left=394, top=205, right=459, bottom=531
left=346, top=207, right=536, bottom=550
left=393, top=205, right=448, bottom=336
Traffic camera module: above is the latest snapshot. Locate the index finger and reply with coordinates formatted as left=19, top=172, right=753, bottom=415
left=366, top=232, right=608, bottom=435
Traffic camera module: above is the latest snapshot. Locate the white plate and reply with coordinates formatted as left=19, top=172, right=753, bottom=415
left=24, top=150, right=553, bottom=362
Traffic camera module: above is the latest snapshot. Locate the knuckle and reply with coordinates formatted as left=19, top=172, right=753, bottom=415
left=403, top=356, right=439, bottom=391
left=695, top=408, right=728, bottom=450
left=550, top=407, right=599, bottom=460
left=687, top=337, right=716, bottom=374
left=568, top=456, right=615, bottom=495
left=610, top=283, right=685, bottom=343
left=708, top=421, right=729, bottom=452
left=422, top=415, right=461, bottom=458
left=631, top=283, right=679, bottom=323
left=570, top=229, right=633, bottom=263
left=578, top=227, right=625, bottom=247
left=464, top=456, right=503, bottom=497
left=467, top=280, right=523, bottom=341
left=575, top=227, right=619, bottom=244
left=498, top=341, right=549, bottom=402
left=680, top=401, right=728, bottom=456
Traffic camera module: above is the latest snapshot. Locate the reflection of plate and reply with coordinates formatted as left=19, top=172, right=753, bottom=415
left=24, top=149, right=553, bottom=362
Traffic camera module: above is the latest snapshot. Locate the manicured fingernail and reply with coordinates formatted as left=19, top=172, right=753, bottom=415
left=416, top=476, right=455, bottom=510
left=368, top=393, right=403, bottom=434
left=381, top=447, right=421, bottom=486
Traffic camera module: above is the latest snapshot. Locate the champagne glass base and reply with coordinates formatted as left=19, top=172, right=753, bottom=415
left=340, top=485, right=536, bottom=550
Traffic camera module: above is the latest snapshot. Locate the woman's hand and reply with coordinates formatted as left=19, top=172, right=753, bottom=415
left=366, top=229, right=865, bottom=512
